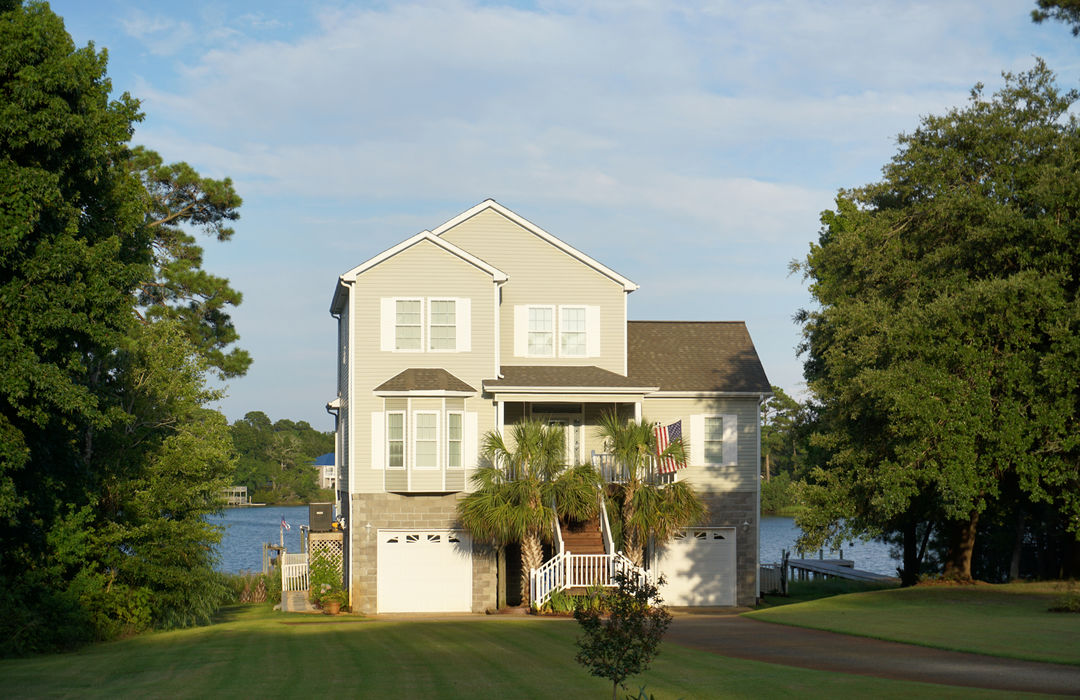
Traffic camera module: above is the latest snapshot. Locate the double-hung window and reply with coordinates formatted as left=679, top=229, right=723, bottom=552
left=414, top=412, right=438, bottom=469
left=703, top=416, right=724, bottom=464
left=387, top=412, right=405, bottom=468
left=560, top=306, right=586, bottom=357
left=395, top=300, right=422, bottom=350
left=515, top=304, right=597, bottom=358
left=446, top=412, right=463, bottom=468
left=382, top=297, right=469, bottom=352
left=528, top=306, right=554, bottom=356
left=429, top=300, right=456, bottom=351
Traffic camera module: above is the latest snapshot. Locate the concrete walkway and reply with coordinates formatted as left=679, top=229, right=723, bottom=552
left=666, top=614, right=1080, bottom=696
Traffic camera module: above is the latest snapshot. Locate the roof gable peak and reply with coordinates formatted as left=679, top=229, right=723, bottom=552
left=433, top=199, right=638, bottom=292
left=338, top=229, right=508, bottom=284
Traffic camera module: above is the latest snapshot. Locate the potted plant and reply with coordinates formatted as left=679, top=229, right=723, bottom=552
left=320, top=588, right=347, bottom=615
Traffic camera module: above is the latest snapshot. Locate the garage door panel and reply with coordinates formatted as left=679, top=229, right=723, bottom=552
left=654, top=528, right=735, bottom=606
left=377, top=530, right=472, bottom=613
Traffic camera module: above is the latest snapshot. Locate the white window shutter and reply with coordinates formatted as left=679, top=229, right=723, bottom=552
left=514, top=305, right=528, bottom=357
left=586, top=305, right=601, bottom=357
left=456, top=298, right=471, bottom=352
left=690, top=414, right=705, bottom=466
left=723, top=414, right=738, bottom=466
left=371, top=412, right=385, bottom=469
left=463, top=412, right=478, bottom=468
left=380, top=298, right=395, bottom=351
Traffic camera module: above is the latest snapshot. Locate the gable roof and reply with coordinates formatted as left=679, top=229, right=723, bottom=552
left=331, top=231, right=507, bottom=312
left=627, top=321, right=771, bottom=394
left=432, top=199, right=639, bottom=293
left=374, top=368, right=476, bottom=395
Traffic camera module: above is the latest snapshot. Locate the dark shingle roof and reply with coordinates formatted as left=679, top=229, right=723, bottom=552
left=374, top=368, right=476, bottom=393
left=627, top=321, right=770, bottom=393
left=484, top=366, right=654, bottom=390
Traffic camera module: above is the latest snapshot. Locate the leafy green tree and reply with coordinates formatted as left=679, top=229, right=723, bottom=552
left=458, top=420, right=600, bottom=604
left=131, top=146, right=249, bottom=378
left=229, top=412, right=333, bottom=504
left=597, top=414, right=705, bottom=567
left=794, top=61, right=1080, bottom=582
left=1032, top=0, right=1080, bottom=35
left=574, top=571, right=673, bottom=700
left=0, top=1, right=149, bottom=650
left=760, top=385, right=802, bottom=481
left=90, top=321, right=236, bottom=630
left=0, top=1, right=247, bottom=653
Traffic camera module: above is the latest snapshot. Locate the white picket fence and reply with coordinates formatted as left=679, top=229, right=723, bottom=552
left=281, top=552, right=309, bottom=592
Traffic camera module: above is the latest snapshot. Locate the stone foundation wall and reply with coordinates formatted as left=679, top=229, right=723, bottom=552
left=697, top=489, right=758, bottom=607
left=346, top=492, right=497, bottom=614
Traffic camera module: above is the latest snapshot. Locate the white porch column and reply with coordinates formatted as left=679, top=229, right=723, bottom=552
left=497, top=400, right=505, bottom=435
left=634, top=401, right=642, bottom=423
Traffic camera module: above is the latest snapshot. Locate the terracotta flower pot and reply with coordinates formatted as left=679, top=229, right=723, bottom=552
left=324, top=600, right=342, bottom=615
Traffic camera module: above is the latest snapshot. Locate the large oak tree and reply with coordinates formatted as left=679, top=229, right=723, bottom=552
left=794, top=61, right=1080, bottom=583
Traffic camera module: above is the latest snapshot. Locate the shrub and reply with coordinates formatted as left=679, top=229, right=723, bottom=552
left=1049, top=581, right=1080, bottom=613
left=574, top=573, right=672, bottom=700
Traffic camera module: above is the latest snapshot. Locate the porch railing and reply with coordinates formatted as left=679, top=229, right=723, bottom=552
left=531, top=552, right=649, bottom=608
left=281, top=552, right=309, bottom=592
left=591, top=452, right=676, bottom=486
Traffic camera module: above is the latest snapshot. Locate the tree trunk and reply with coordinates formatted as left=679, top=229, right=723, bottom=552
left=901, top=520, right=919, bottom=586
left=943, top=510, right=980, bottom=581
left=1009, top=508, right=1024, bottom=581
left=521, top=531, right=544, bottom=606
left=622, top=483, right=642, bottom=567
left=764, top=452, right=771, bottom=482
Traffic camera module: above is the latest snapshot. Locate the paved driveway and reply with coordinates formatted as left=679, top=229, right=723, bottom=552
left=667, top=615, right=1080, bottom=696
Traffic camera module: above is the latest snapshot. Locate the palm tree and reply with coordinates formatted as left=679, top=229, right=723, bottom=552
left=597, top=412, right=706, bottom=567
left=458, top=420, right=600, bottom=605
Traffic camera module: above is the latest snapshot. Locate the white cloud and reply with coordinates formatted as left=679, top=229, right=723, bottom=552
left=102, top=0, right=1080, bottom=424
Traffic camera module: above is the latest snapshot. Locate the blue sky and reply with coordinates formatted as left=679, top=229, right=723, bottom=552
left=49, top=0, right=1079, bottom=430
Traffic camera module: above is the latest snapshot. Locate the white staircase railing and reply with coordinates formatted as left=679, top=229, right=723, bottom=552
left=281, top=552, right=309, bottom=592
left=531, top=552, right=651, bottom=608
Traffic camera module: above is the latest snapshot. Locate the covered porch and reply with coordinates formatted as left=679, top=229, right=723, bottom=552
left=484, top=365, right=658, bottom=469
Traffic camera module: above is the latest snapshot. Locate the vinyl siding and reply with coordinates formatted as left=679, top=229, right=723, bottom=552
left=349, top=238, right=498, bottom=493
left=438, top=208, right=627, bottom=374
left=641, top=396, right=760, bottom=492
left=338, top=302, right=350, bottom=494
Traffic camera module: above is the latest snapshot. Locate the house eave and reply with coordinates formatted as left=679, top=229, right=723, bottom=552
left=483, top=384, right=659, bottom=395
left=373, top=390, right=476, bottom=398
left=646, top=390, right=774, bottom=398
left=339, top=230, right=508, bottom=284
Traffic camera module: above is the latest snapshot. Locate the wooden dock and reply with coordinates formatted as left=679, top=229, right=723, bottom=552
left=787, top=558, right=898, bottom=583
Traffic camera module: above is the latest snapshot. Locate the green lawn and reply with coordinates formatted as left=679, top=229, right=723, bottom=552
left=747, top=581, right=1080, bottom=665
left=0, top=605, right=1030, bottom=699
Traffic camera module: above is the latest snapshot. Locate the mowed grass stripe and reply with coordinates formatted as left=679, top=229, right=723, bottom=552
left=0, top=606, right=1047, bottom=698
left=746, top=582, right=1080, bottom=666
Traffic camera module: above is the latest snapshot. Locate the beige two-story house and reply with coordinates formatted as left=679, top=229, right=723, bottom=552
left=329, top=200, right=770, bottom=613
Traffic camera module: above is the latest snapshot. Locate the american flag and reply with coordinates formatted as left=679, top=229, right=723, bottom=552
left=281, top=517, right=291, bottom=531
left=654, top=420, right=686, bottom=474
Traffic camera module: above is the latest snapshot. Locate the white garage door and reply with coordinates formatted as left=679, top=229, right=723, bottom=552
left=377, top=529, right=473, bottom=613
left=654, top=528, right=736, bottom=606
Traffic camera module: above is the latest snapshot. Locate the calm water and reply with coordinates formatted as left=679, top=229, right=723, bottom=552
left=210, top=505, right=310, bottom=574
left=212, top=508, right=899, bottom=577
left=759, top=515, right=900, bottom=576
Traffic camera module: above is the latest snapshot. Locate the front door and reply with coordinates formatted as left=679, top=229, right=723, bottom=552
left=529, top=407, right=583, bottom=466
